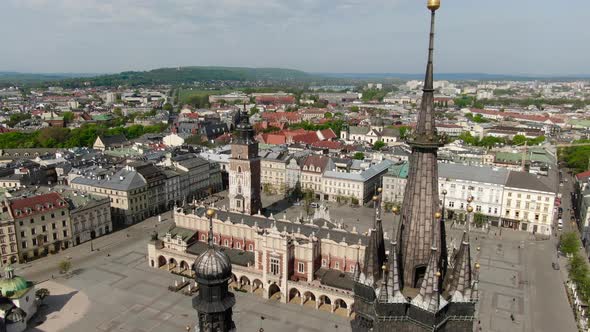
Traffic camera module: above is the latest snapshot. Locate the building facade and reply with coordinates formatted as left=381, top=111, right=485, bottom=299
left=10, top=193, right=72, bottom=262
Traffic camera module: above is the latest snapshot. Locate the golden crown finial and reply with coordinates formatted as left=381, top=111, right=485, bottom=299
left=427, top=0, right=440, bottom=11
left=206, top=208, right=216, bottom=218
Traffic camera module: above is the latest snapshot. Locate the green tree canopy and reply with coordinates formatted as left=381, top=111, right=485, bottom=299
left=353, top=152, right=365, bottom=160
left=373, top=140, right=386, bottom=150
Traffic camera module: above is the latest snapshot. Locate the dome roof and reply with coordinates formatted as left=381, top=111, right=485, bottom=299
left=0, top=276, right=29, bottom=297
left=194, top=248, right=232, bottom=284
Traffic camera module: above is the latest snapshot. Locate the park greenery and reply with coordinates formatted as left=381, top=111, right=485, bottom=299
left=561, top=139, right=590, bottom=173
left=361, top=88, right=389, bottom=102
left=0, top=123, right=167, bottom=149
left=465, top=113, right=490, bottom=123
left=456, top=132, right=545, bottom=149
left=454, top=94, right=590, bottom=110
left=560, top=232, right=590, bottom=304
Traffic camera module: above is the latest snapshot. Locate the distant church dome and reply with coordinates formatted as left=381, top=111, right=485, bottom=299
left=194, top=248, right=232, bottom=284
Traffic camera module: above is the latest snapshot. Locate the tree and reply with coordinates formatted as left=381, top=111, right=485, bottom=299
left=303, top=189, right=315, bottom=216
left=162, top=103, right=173, bottom=111
left=62, top=111, right=74, bottom=124
left=350, top=106, right=360, bottom=112
left=373, top=140, right=386, bottom=150
left=249, top=106, right=259, bottom=116
left=511, top=134, right=527, bottom=146
left=398, top=126, right=410, bottom=139
left=36, top=288, right=50, bottom=302
left=324, top=112, right=333, bottom=119
left=561, top=232, right=580, bottom=256
left=473, top=212, right=486, bottom=227
left=58, top=259, right=72, bottom=274
left=4, top=113, right=31, bottom=127
left=353, top=152, right=365, bottom=160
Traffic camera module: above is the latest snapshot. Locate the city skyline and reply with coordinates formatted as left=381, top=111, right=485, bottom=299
left=1, top=0, right=588, bottom=75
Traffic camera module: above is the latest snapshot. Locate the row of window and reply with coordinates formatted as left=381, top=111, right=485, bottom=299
left=20, top=220, right=67, bottom=237
left=21, top=230, right=67, bottom=248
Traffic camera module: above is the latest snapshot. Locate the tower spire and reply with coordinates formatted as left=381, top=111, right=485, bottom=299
left=206, top=208, right=215, bottom=247
left=398, top=0, right=445, bottom=288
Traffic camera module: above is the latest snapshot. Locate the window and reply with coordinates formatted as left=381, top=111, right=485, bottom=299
left=449, top=201, right=455, bottom=208
left=476, top=205, right=482, bottom=212
left=63, top=230, right=68, bottom=238
left=42, top=225, right=47, bottom=232
left=236, top=242, right=241, bottom=249
left=31, top=228, right=36, bottom=235
left=335, top=262, right=340, bottom=270
left=270, top=257, right=280, bottom=275
left=534, top=214, right=539, bottom=221
left=505, top=209, right=510, bottom=216
left=62, top=220, right=66, bottom=227
left=224, top=239, right=228, bottom=246
left=201, top=234, right=206, bottom=241
left=32, top=238, right=37, bottom=246
left=515, top=211, right=519, bottom=218
left=51, top=213, right=55, bottom=218
left=21, top=241, right=26, bottom=249
left=20, top=231, right=25, bottom=238
left=30, top=218, right=34, bottom=224
left=248, top=244, right=254, bottom=251
left=298, top=262, right=305, bottom=273
left=19, top=221, right=23, bottom=226
left=41, top=216, right=45, bottom=221
left=322, top=259, right=327, bottom=267
left=53, top=233, right=57, bottom=240
left=52, top=223, right=56, bottom=230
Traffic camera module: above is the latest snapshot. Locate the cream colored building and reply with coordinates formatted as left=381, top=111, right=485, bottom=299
left=261, top=151, right=290, bottom=194
left=321, top=160, right=392, bottom=205
left=70, top=167, right=149, bottom=225
left=10, top=192, right=72, bottom=262
left=62, top=191, right=112, bottom=246
left=501, top=172, right=555, bottom=235
left=148, top=205, right=364, bottom=316
left=0, top=201, right=18, bottom=266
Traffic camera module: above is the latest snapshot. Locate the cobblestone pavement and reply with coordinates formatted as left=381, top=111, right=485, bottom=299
left=17, top=190, right=578, bottom=332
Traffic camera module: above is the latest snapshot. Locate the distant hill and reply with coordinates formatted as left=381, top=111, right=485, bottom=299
left=50, top=66, right=313, bottom=88
left=0, top=72, right=96, bottom=85
left=316, top=72, right=590, bottom=81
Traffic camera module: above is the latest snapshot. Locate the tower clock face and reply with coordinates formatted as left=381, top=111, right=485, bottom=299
left=237, top=147, right=244, bottom=155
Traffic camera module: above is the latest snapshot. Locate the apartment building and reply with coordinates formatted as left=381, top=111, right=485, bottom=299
left=261, top=150, right=291, bottom=194
left=11, top=193, right=71, bottom=262
left=321, top=160, right=392, bottom=205
left=502, top=172, right=555, bottom=235
left=0, top=201, right=17, bottom=265
left=70, top=167, right=149, bottom=225
left=61, top=190, right=112, bottom=246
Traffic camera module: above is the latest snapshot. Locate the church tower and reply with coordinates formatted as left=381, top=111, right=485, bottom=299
left=228, top=108, right=261, bottom=215
left=351, top=1, right=477, bottom=331
left=193, top=209, right=236, bottom=332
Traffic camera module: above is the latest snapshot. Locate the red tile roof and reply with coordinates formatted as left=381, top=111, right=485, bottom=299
left=293, top=132, right=320, bottom=145
left=10, top=192, right=67, bottom=218
left=319, top=128, right=337, bottom=140
left=575, top=170, right=590, bottom=181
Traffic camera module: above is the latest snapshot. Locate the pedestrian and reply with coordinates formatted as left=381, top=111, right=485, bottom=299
left=510, top=314, right=515, bottom=322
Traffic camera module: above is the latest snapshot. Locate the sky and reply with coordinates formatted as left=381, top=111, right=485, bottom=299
left=1, top=0, right=589, bottom=75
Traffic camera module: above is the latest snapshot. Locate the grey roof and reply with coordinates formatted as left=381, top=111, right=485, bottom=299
left=349, top=126, right=370, bottom=135
left=438, top=163, right=510, bottom=185
left=505, top=171, right=554, bottom=193
left=315, top=267, right=354, bottom=291
left=71, top=168, right=146, bottom=191
left=173, top=153, right=209, bottom=169
left=323, top=160, right=393, bottom=182
left=186, top=206, right=368, bottom=246
left=194, top=247, right=232, bottom=283
left=98, top=134, right=128, bottom=146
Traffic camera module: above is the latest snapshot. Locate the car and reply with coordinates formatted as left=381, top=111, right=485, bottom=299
left=552, top=262, right=560, bottom=270
left=310, top=202, right=319, bottom=208
left=558, top=207, right=563, bottom=213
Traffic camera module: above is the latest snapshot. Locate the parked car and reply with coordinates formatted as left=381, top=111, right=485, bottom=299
left=310, top=202, right=320, bottom=208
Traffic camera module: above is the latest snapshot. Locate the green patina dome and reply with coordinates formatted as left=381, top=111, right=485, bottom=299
left=0, top=266, right=30, bottom=297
